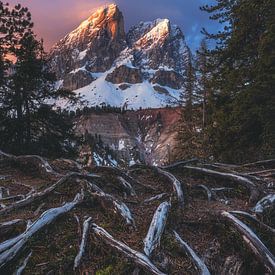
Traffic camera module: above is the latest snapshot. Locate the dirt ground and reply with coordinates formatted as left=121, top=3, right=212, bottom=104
left=0, top=157, right=274, bottom=274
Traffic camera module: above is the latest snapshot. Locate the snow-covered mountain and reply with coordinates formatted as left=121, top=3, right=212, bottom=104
left=50, top=4, right=190, bottom=109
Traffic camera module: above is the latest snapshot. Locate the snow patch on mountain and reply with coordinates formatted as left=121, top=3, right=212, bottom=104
left=50, top=4, right=190, bottom=110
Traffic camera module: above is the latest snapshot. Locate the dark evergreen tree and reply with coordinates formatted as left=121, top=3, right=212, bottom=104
left=182, top=48, right=195, bottom=123
left=175, top=48, right=208, bottom=161
left=196, top=39, right=211, bottom=129
left=0, top=2, right=79, bottom=157
left=201, top=0, right=275, bottom=162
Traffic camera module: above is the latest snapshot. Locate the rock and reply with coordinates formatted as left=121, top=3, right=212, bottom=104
left=119, top=84, right=131, bottom=90
left=106, top=65, right=142, bottom=84
left=50, top=4, right=126, bottom=78
left=76, top=107, right=181, bottom=166
left=127, top=19, right=189, bottom=73
left=49, top=5, right=191, bottom=108
left=63, top=70, right=94, bottom=91
left=151, top=70, right=184, bottom=89
left=153, top=85, right=169, bottom=95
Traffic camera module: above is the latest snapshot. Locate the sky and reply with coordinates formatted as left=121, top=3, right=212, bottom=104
left=8, top=0, right=218, bottom=52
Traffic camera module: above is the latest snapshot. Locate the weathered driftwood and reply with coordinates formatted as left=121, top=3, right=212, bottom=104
left=230, top=211, right=275, bottom=235
left=157, top=168, right=184, bottom=207
left=74, top=217, right=92, bottom=270
left=0, top=192, right=84, bottom=269
left=144, top=201, right=171, bottom=257
left=221, top=211, right=275, bottom=273
left=144, top=193, right=168, bottom=204
left=173, top=231, right=211, bottom=275
left=91, top=223, right=166, bottom=275
left=117, top=176, right=136, bottom=196
left=86, top=181, right=135, bottom=226
left=15, top=251, right=32, bottom=275
left=185, top=166, right=260, bottom=202
left=252, top=194, right=275, bottom=215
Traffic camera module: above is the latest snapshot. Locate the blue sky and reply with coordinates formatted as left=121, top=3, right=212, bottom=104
left=8, top=0, right=218, bottom=51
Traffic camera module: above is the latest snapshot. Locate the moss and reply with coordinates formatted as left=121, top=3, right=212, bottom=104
left=96, top=265, right=113, bottom=275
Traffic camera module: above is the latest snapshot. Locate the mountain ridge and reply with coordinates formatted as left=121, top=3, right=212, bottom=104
left=50, top=4, right=190, bottom=110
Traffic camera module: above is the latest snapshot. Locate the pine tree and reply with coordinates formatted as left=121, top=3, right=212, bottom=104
left=0, top=1, right=33, bottom=114
left=182, top=48, right=195, bottom=123
left=175, top=48, right=208, bottom=160
left=0, top=2, right=79, bottom=157
left=201, top=0, right=275, bottom=162
left=196, top=39, right=210, bottom=129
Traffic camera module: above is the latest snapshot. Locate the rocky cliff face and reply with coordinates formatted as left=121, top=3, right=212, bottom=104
left=105, top=65, right=142, bottom=84
left=50, top=4, right=190, bottom=109
left=76, top=107, right=181, bottom=166
left=50, top=4, right=126, bottom=80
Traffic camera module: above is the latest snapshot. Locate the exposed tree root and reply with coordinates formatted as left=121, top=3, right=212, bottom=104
left=15, top=251, right=32, bottom=275
left=230, top=211, right=275, bottom=236
left=0, top=155, right=274, bottom=274
left=185, top=166, right=260, bottom=203
left=117, top=176, right=136, bottom=197
left=0, top=150, right=59, bottom=177
left=161, top=158, right=198, bottom=170
left=242, top=159, right=275, bottom=168
left=143, top=201, right=171, bottom=257
left=0, top=192, right=84, bottom=270
left=221, top=211, right=275, bottom=273
left=144, top=193, right=168, bottom=204
left=157, top=168, right=184, bottom=207
left=91, top=223, right=166, bottom=275
left=194, top=184, right=214, bottom=201
left=86, top=181, right=135, bottom=227
left=0, top=172, right=98, bottom=216
left=173, top=231, right=211, bottom=275
left=74, top=217, right=92, bottom=270
left=252, top=194, right=275, bottom=215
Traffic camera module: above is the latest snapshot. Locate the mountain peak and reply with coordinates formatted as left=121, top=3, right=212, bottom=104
left=86, top=3, right=120, bottom=23
left=50, top=5, right=190, bottom=109
left=63, top=3, right=123, bottom=44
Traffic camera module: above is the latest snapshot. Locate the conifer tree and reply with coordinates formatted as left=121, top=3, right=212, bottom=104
left=196, top=39, right=210, bottom=129
left=182, top=48, right=195, bottom=124
left=0, top=2, right=79, bottom=157
left=201, top=0, right=275, bottom=162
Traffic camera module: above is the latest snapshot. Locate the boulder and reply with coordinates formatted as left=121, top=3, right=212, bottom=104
left=151, top=70, right=184, bottom=89
left=106, top=65, right=142, bottom=84
left=63, top=70, right=94, bottom=91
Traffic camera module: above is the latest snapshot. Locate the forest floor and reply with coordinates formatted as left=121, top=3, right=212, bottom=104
left=0, top=152, right=274, bottom=274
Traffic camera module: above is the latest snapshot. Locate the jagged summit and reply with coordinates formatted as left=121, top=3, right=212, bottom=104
left=50, top=3, right=125, bottom=77
left=49, top=5, right=190, bottom=109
